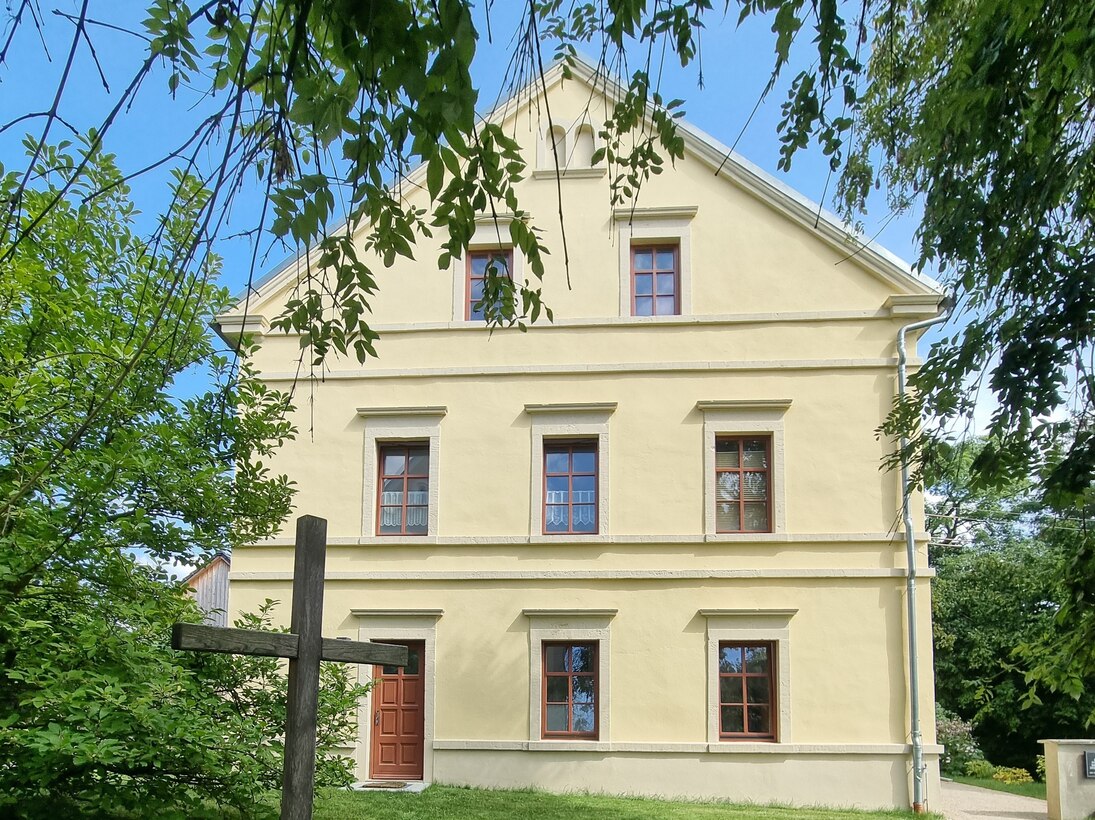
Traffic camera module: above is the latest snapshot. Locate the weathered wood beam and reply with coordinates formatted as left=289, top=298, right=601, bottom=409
left=320, top=638, right=407, bottom=666
left=283, top=515, right=326, bottom=820
left=171, top=624, right=409, bottom=666
left=172, top=623, right=298, bottom=659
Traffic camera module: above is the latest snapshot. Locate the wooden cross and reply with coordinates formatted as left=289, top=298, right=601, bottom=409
left=172, top=515, right=407, bottom=820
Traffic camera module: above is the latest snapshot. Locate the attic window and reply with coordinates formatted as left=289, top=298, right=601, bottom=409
left=546, top=124, right=567, bottom=168
left=536, top=120, right=604, bottom=175
left=571, top=125, right=595, bottom=166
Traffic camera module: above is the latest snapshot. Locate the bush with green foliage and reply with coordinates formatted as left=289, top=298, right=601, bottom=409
left=964, top=760, right=996, bottom=779
left=1036, top=754, right=1046, bottom=782
left=936, top=706, right=985, bottom=776
left=992, top=766, right=1035, bottom=785
left=195, top=600, right=371, bottom=791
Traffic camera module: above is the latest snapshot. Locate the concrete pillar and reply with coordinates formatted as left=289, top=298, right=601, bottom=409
left=1040, top=739, right=1095, bottom=820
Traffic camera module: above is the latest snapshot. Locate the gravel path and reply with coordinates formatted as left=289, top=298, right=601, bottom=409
left=939, top=779, right=1047, bottom=820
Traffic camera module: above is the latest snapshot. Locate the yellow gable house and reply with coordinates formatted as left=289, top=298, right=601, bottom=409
left=220, top=57, right=946, bottom=812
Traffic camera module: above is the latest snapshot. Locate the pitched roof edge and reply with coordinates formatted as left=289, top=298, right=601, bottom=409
left=561, top=56, right=941, bottom=297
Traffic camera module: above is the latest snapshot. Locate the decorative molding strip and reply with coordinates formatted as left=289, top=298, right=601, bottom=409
left=350, top=608, right=444, bottom=619
left=885, top=294, right=945, bottom=318
left=612, top=205, right=699, bottom=221
left=213, top=313, right=269, bottom=345
left=695, top=399, right=793, bottom=413
left=532, top=167, right=606, bottom=180
left=356, top=405, right=448, bottom=418
left=260, top=358, right=904, bottom=383
left=523, top=401, right=618, bottom=416
left=699, top=608, right=799, bottom=619
left=243, top=532, right=931, bottom=547
left=522, top=608, right=618, bottom=618
left=473, top=212, right=521, bottom=224
left=432, top=739, right=944, bottom=756
left=251, top=308, right=897, bottom=337
left=231, top=568, right=936, bottom=582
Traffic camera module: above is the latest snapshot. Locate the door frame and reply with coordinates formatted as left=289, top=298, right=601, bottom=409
left=354, top=610, right=441, bottom=783
left=369, top=639, right=426, bottom=780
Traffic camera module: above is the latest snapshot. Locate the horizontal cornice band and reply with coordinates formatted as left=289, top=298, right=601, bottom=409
left=242, top=532, right=929, bottom=547
left=249, top=308, right=899, bottom=337
left=433, top=739, right=945, bottom=756
left=230, top=568, right=935, bottom=581
left=258, top=357, right=907, bottom=383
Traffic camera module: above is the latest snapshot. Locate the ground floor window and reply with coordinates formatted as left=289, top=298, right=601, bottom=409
left=542, top=641, right=598, bottom=738
left=718, top=641, right=776, bottom=739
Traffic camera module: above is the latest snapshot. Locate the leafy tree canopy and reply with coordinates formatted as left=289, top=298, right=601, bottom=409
left=0, top=140, right=320, bottom=817
left=928, top=438, right=1095, bottom=768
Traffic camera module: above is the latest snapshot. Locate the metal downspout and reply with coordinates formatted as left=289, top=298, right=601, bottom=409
left=896, top=296, right=952, bottom=814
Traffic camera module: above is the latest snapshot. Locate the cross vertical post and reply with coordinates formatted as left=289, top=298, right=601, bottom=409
left=281, top=514, right=326, bottom=820
left=171, top=514, right=407, bottom=819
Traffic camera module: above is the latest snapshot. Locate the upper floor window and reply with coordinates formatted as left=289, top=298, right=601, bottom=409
left=466, top=249, right=513, bottom=321
left=377, top=442, right=430, bottom=535
left=715, top=436, right=772, bottom=533
left=718, top=642, right=776, bottom=740
left=543, top=441, right=598, bottom=535
left=631, top=245, right=679, bottom=316
left=542, top=641, right=598, bottom=738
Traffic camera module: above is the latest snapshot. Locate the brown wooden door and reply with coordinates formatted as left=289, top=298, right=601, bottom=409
left=369, top=640, right=424, bottom=780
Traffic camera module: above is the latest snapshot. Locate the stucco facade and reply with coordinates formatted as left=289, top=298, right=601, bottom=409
left=223, top=59, right=945, bottom=811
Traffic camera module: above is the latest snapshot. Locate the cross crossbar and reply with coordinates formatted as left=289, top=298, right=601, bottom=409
left=171, top=623, right=408, bottom=666
left=173, top=515, right=407, bottom=820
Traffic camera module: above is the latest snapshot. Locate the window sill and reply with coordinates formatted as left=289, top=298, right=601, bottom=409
left=528, top=534, right=611, bottom=545
left=528, top=740, right=610, bottom=752
left=532, top=167, right=606, bottom=180
left=703, top=532, right=785, bottom=542
left=360, top=535, right=439, bottom=545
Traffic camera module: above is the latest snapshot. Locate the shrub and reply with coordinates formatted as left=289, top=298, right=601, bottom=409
left=937, top=706, right=985, bottom=776
left=965, top=759, right=996, bottom=778
left=993, top=766, right=1035, bottom=784
left=1036, top=755, right=1046, bottom=781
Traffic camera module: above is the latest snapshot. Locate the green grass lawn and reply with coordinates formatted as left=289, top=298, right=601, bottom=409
left=950, top=776, right=1047, bottom=800
left=311, top=785, right=941, bottom=819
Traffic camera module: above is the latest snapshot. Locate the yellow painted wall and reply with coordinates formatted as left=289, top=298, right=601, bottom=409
left=225, top=63, right=942, bottom=810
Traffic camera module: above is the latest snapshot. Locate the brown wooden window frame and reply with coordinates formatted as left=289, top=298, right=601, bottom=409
left=542, top=440, right=599, bottom=535
left=465, top=248, right=514, bottom=321
left=718, top=641, right=777, bottom=741
left=541, top=641, right=599, bottom=739
left=376, top=442, right=430, bottom=536
left=630, top=243, right=680, bottom=316
left=714, top=435, right=773, bottom=534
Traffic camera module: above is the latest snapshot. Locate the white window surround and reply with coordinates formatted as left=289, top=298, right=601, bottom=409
left=696, top=399, right=791, bottom=537
left=525, top=402, right=616, bottom=542
left=615, top=205, right=697, bottom=318
left=700, top=608, right=795, bottom=744
left=352, top=608, right=443, bottom=782
left=449, top=214, right=527, bottom=322
left=524, top=608, right=616, bottom=746
left=358, top=406, right=446, bottom=540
